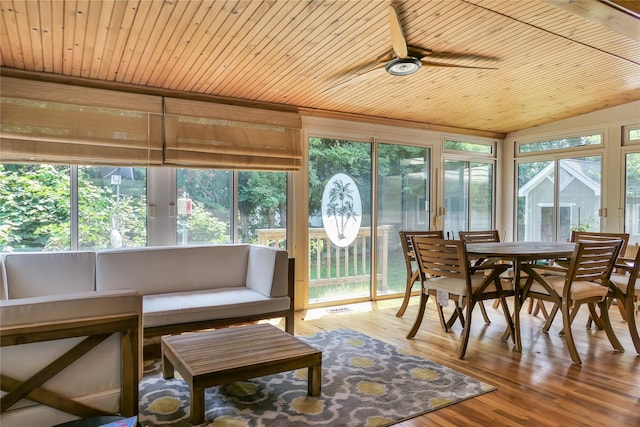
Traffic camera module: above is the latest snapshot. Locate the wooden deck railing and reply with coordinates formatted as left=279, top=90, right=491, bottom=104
left=257, top=226, right=391, bottom=293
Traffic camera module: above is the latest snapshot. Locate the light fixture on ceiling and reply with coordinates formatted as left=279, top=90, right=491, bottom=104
left=385, top=57, right=422, bottom=76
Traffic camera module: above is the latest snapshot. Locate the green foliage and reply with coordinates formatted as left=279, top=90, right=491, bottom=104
left=570, top=217, right=596, bottom=232
left=0, top=164, right=148, bottom=250
left=308, top=137, right=371, bottom=219
left=0, top=164, right=71, bottom=250
left=237, top=171, right=287, bottom=242
left=180, top=201, right=229, bottom=244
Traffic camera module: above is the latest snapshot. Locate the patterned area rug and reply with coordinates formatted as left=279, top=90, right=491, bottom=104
left=138, top=329, right=495, bottom=427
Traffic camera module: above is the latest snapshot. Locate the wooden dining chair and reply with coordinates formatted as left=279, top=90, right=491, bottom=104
left=601, top=247, right=640, bottom=353
left=519, top=239, right=625, bottom=365
left=406, top=236, right=515, bottom=359
left=458, top=230, right=501, bottom=322
left=396, top=230, right=444, bottom=317
left=458, top=230, right=528, bottom=321
left=569, top=232, right=629, bottom=328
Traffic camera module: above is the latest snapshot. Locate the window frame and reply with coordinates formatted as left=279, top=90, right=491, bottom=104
left=515, top=130, right=605, bottom=157
left=623, top=124, right=640, bottom=146
left=513, top=129, right=606, bottom=241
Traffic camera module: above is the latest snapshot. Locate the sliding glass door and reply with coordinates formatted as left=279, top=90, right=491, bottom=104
left=308, top=137, right=372, bottom=304
left=307, top=137, right=432, bottom=305
left=376, top=143, right=430, bottom=297
left=443, top=160, right=494, bottom=238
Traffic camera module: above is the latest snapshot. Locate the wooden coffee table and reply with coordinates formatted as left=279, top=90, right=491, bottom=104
left=161, top=323, right=322, bottom=424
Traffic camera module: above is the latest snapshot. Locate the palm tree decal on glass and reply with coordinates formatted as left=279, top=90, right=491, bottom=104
left=326, top=178, right=359, bottom=240
left=321, top=173, right=362, bottom=248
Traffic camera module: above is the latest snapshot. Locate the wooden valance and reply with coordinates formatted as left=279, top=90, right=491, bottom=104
left=163, top=97, right=302, bottom=171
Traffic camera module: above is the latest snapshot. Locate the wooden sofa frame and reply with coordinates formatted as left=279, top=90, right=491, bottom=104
left=0, top=313, right=140, bottom=419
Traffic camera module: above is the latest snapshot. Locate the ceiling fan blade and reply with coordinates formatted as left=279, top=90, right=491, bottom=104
left=420, top=60, right=498, bottom=70
left=323, top=65, right=387, bottom=93
left=389, top=6, right=408, bottom=59
left=426, top=51, right=500, bottom=62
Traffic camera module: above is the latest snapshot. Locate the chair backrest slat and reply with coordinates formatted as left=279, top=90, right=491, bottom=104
left=568, top=240, right=623, bottom=283
left=399, top=230, right=444, bottom=263
left=459, top=230, right=500, bottom=243
left=411, top=236, right=467, bottom=279
left=571, top=231, right=629, bottom=259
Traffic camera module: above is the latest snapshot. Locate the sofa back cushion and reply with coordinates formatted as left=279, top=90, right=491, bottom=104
left=247, top=245, right=288, bottom=297
left=96, top=245, right=251, bottom=295
left=2, top=251, right=96, bottom=299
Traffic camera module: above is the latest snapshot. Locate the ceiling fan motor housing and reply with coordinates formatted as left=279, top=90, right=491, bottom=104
left=385, top=57, right=422, bottom=76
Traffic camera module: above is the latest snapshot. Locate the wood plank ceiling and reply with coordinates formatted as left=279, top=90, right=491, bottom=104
left=1, top=0, right=639, bottom=136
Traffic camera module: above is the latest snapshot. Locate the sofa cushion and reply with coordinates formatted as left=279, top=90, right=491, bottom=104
left=96, top=245, right=251, bottom=295
left=143, top=288, right=290, bottom=328
left=246, top=245, right=288, bottom=297
left=0, top=289, right=141, bottom=326
left=2, top=251, right=96, bottom=299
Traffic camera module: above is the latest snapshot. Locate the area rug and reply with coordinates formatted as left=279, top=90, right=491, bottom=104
left=138, top=328, right=495, bottom=427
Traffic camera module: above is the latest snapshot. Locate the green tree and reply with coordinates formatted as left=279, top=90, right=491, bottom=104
left=237, top=171, right=287, bottom=243
left=0, top=164, right=148, bottom=250
left=308, top=137, right=371, bottom=220
left=0, top=164, right=71, bottom=250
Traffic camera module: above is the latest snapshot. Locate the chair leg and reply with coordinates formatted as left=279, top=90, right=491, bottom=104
left=530, top=298, right=546, bottom=318
left=598, top=299, right=625, bottom=354
left=498, top=297, right=515, bottom=344
left=479, top=300, right=491, bottom=324
left=561, top=301, right=582, bottom=365
left=458, top=301, right=475, bottom=359
left=586, top=303, right=604, bottom=330
left=543, top=304, right=559, bottom=333
left=617, top=298, right=628, bottom=321
left=396, top=270, right=419, bottom=317
left=451, top=302, right=465, bottom=329
left=625, top=296, right=640, bottom=354
left=406, top=291, right=428, bottom=339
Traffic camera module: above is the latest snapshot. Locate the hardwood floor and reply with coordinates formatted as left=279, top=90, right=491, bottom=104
left=288, top=297, right=640, bottom=426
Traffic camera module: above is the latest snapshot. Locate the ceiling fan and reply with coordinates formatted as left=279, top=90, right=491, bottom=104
left=324, top=6, right=498, bottom=92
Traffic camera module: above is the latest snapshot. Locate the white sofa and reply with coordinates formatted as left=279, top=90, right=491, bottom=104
left=0, top=244, right=294, bottom=339
left=94, top=244, right=295, bottom=339
left=0, top=244, right=294, bottom=426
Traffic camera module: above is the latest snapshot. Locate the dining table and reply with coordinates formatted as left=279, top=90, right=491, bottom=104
left=465, top=241, right=576, bottom=352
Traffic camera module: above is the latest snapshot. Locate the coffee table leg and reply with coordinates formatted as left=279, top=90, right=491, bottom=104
left=191, top=386, right=205, bottom=425
left=162, top=354, right=174, bottom=379
left=308, top=363, right=321, bottom=396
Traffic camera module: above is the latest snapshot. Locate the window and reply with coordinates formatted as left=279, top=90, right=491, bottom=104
left=517, top=156, right=601, bottom=241
left=78, top=166, right=147, bottom=249
left=176, top=169, right=232, bottom=245
left=444, top=139, right=493, bottom=154
left=176, top=169, right=287, bottom=247
left=0, top=164, right=148, bottom=251
left=0, top=164, right=70, bottom=251
left=518, top=133, right=602, bottom=154
left=623, top=124, right=640, bottom=146
left=625, top=152, right=640, bottom=245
